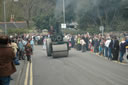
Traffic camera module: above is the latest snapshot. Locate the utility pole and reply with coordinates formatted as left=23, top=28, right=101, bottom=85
left=63, top=0, right=65, bottom=24
left=3, top=0, right=7, bottom=34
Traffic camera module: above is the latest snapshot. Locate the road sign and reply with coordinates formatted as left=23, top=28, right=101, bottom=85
left=61, top=23, right=66, bottom=29
left=99, top=26, right=104, bottom=31
left=99, top=26, right=104, bottom=37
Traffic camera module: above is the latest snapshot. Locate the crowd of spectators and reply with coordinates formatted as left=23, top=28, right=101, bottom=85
left=0, top=34, right=34, bottom=85
left=0, top=32, right=128, bottom=85
left=65, top=32, right=128, bottom=63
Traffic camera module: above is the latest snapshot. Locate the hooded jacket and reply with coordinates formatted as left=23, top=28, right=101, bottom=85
left=0, top=45, right=16, bottom=77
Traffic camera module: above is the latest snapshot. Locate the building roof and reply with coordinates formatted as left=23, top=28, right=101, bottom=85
left=0, top=21, right=27, bottom=29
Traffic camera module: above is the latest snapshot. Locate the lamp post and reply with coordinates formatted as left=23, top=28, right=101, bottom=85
left=63, top=0, right=65, bottom=24
left=3, top=0, right=7, bottom=35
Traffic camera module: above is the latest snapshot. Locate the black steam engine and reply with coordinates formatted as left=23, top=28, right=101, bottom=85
left=46, top=22, right=69, bottom=58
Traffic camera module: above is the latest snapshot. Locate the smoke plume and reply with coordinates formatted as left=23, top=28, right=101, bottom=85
left=54, top=0, right=100, bottom=20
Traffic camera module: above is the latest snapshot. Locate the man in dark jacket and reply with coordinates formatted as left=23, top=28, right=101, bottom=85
left=71, top=35, right=75, bottom=48
left=0, top=35, right=16, bottom=85
left=112, top=36, right=119, bottom=60
left=119, top=38, right=126, bottom=62
left=83, top=34, right=89, bottom=51
left=125, top=36, right=128, bottom=59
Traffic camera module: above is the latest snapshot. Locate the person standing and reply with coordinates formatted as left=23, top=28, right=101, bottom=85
left=71, top=35, right=75, bottom=48
left=80, top=37, right=86, bottom=52
left=104, top=37, right=111, bottom=59
left=108, top=37, right=113, bottom=60
left=112, top=36, right=119, bottom=60
left=94, top=37, right=99, bottom=53
left=18, top=39, right=25, bottom=60
left=43, top=36, right=47, bottom=50
left=125, top=36, right=128, bottom=60
left=99, top=38, right=105, bottom=56
left=84, top=34, right=89, bottom=51
left=30, top=38, right=34, bottom=54
left=25, top=40, right=32, bottom=62
left=0, top=35, right=16, bottom=85
left=10, top=39, right=20, bottom=65
left=119, top=38, right=126, bottom=62
left=76, top=35, right=81, bottom=51
left=10, top=39, right=18, bottom=58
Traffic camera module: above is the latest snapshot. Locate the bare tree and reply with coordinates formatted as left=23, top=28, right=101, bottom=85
left=16, top=0, right=36, bottom=28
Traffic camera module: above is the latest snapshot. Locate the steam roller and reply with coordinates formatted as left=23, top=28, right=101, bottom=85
left=46, top=35, right=69, bottom=58
left=46, top=22, right=69, bottom=58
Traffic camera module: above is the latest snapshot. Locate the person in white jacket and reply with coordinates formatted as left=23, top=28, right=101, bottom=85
left=104, top=37, right=111, bottom=57
left=80, top=37, right=86, bottom=52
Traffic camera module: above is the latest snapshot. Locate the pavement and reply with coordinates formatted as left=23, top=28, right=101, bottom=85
left=10, top=60, right=26, bottom=85
left=91, top=52, right=128, bottom=65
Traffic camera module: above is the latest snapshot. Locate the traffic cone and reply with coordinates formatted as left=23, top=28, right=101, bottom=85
left=91, top=47, right=93, bottom=52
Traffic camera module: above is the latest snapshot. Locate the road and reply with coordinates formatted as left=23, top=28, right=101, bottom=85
left=27, top=46, right=128, bottom=85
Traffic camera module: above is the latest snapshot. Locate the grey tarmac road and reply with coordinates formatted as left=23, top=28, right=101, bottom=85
left=32, top=46, right=128, bottom=85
